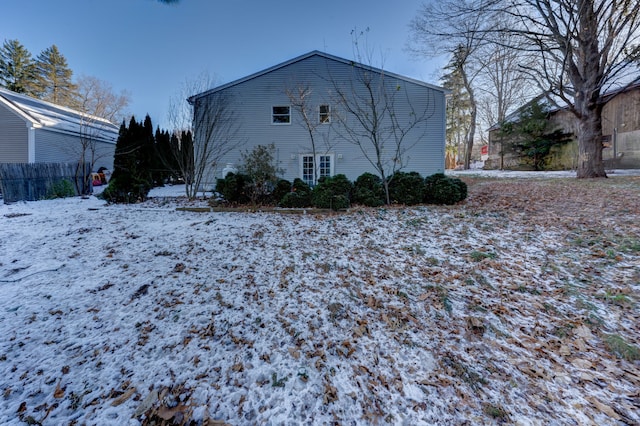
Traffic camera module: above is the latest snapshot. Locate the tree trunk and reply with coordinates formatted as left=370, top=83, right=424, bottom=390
left=575, top=100, right=606, bottom=178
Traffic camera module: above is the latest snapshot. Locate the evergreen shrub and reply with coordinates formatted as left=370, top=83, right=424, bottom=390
left=279, top=178, right=312, bottom=208
left=46, top=179, right=75, bottom=199
left=215, top=172, right=250, bottom=204
left=352, top=172, right=385, bottom=207
left=272, top=179, right=292, bottom=205
left=100, top=178, right=151, bottom=204
left=423, top=173, right=467, bottom=205
left=312, top=174, right=352, bottom=210
left=388, top=171, right=425, bottom=205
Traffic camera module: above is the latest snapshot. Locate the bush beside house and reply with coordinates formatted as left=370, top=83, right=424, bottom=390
left=214, top=171, right=467, bottom=209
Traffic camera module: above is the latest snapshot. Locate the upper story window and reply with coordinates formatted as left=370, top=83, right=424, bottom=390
left=272, top=106, right=291, bottom=124
left=319, top=104, right=330, bottom=123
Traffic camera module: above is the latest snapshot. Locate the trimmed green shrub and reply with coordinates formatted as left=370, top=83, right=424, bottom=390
left=272, top=179, right=292, bottom=205
left=388, top=171, right=425, bottom=205
left=46, top=179, right=75, bottom=199
left=423, top=173, right=467, bottom=205
left=100, top=177, right=151, bottom=204
left=312, top=174, right=352, bottom=210
left=352, top=172, right=385, bottom=207
left=279, top=178, right=313, bottom=208
left=215, top=172, right=250, bottom=204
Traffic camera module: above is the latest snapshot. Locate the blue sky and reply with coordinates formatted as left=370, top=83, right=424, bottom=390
left=1, top=0, right=444, bottom=129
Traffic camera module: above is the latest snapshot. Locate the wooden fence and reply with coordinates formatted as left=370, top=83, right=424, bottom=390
left=0, top=162, right=91, bottom=203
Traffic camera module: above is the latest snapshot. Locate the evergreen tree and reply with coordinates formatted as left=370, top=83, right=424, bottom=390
left=500, top=100, right=573, bottom=171
left=0, top=39, right=37, bottom=94
left=102, top=116, right=154, bottom=203
left=154, top=128, right=173, bottom=185
left=441, top=47, right=472, bottom=168
left=33, top=45, right=77, bottom=106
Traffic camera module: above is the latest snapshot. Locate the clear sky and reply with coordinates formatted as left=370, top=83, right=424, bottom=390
left=1, top=0, right=444, bottom=129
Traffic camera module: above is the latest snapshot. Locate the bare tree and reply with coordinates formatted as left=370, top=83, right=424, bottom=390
left=285, top=84, right=337, bottom=185
left=70, top=75, right=130, bottom=192
left=175, top=72, right=243, bottom=199
left=329, top=40, right=436, bottom=204
left=497, top=0, right=640, bottom=178
left=75, top=75, right=130, bottom=124
left=409, top=0, right=497, bottom=169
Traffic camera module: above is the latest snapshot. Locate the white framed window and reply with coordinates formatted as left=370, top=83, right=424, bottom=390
left=272, top=105, right=291, bottom=124
left=300, top=153, right=334, bottom=185
left=319, top=104, right=330, bottom=124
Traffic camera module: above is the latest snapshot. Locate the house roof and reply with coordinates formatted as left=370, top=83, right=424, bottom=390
left=488, top=74, right=640, bottom=132
left=188, top=50, right=447, bottom=103
left=0, top=87, right=119, bottom=144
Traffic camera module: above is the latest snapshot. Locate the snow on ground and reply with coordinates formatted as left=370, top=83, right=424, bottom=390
left=1, top=175, right=639, bottom=425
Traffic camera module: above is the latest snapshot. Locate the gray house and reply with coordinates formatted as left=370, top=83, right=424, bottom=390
left=189, top=51, right=446, bottom=189
left=0, top=87, right=118, bottom=171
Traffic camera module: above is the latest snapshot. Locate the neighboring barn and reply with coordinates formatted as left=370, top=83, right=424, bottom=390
left=188, top=51, right=446, bottom=189
left=0, top=87, right=118, bottom=171
left=486, top=79, right=640, bottom=170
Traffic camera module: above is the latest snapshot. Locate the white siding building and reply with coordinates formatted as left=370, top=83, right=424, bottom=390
left=189, top=51, right=446, bottom=189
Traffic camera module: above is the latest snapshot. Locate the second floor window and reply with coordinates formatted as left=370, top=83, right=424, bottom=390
left=319, top=104, right=330, bottom=123
left=272, top=106, right=291, bottom=124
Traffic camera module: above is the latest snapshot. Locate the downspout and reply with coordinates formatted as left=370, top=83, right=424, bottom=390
left=613, top=127, right=617, bottom=159
left=27, top=125, right=36, bottom=163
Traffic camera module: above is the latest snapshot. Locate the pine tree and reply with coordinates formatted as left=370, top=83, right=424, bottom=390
left=33, top=45, right=77, bottom=106
left=0, top=39, right=37, bottom=94
left=441, top=48, right=472, bottom=168
left=102, top=116, right=154, bottom=203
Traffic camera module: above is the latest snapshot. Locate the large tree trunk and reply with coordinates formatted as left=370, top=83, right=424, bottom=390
left=575, top=96, right=606, bottom=178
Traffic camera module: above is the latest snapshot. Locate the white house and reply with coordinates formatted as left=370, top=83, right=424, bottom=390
left=0, top=87, right=118, bottom=171
left=188, top=51, right=446, bottom=189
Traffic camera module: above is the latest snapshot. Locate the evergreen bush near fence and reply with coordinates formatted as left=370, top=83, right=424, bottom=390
left=0, top=162, right=90, bottom=203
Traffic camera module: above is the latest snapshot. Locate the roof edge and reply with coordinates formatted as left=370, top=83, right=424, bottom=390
left=188, top=50, right=447, bottom=103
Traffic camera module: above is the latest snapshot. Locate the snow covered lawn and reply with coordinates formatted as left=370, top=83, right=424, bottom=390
left=1, top=175, right=639, bottom=425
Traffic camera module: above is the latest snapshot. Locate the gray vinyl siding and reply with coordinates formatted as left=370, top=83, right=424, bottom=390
left=194, top=53, right=446, bottom=188
left=35, top=129, right=115, bottom=170
left=0, top=105, right=29, bottom=163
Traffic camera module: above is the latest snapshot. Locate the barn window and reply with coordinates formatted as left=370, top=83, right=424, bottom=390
left=272, top=106, right=291, bottom=124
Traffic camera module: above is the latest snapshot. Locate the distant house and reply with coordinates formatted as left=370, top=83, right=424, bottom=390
left=485, top=78, right=640, bottom=170
left=0, top=87, right=118, bottom=171
left=188, top=51, right=446, bottom=189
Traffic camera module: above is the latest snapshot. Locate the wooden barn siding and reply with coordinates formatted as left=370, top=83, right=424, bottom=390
left=195, top=55, right=445, bottom=187
left=487, top=87, right=640, bottom=170
left=35, top=129, right=115, bottom=171
left=0, top=105, right=29, bottom=163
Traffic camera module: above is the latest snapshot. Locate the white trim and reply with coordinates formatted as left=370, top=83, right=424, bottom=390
left=299, top=153, right=335, bottom=185
left=28, top=126, right=36, bottom=163
left=271, top=105, right=291, bottom=125
left=319, top=104, right=331, bottom=124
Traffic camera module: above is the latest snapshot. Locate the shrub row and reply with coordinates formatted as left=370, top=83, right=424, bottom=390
left=215, top=172, right=467, bottom=209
